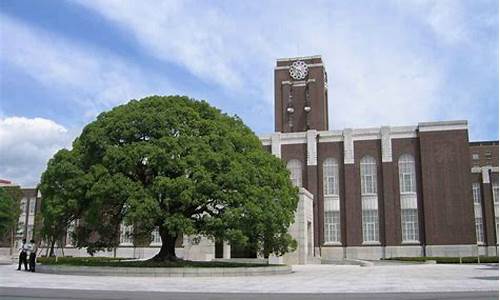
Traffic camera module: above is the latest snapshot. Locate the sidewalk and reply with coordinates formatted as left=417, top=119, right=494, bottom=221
left=0, top=263, right=497, bottom=294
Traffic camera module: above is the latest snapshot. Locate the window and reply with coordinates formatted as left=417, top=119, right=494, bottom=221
left=20, top=199, right=27, bottom=215
left=360, top=156, right=379, bottom=242
left=151, top=227, right=161, bottom=245
left=120, top=224, right=133, bottom=245
left=16, top=222, right=24, bottom=238
left=287, top=159, right=302, bottom=187
left=485, top=152, right=492, bottom=160
left=324, top=211, right=340, bottom=243
left=323, top=158, right=340, bottom=243
left=401, top=209, right=419, bottom=241
left=66, top=220, right=76, bottom=247
left=493, top=183, right=499, bottom=243
left=362, top=210, right=379, bottom=242
left=26, top=225, right=33, bottom=241
left=360, top=156, right=377, bottom=194
left=398, top=154, right=416, bottom=193
left=398, top=154, right=419, bottom=243
left=29, top=198, right=36, bottom=215
left=472, top=183, right=484, bottom=244
left=323, top=158, right=339, bottom=196
left=472, top=153, right=479, bottom=160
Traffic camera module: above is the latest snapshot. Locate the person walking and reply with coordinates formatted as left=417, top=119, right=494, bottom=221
left=17, top=239, right=29, bottom=271
left=28, top=239, right=37, bottom=272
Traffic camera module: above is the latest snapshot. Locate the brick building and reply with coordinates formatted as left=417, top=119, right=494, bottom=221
left=3, top=55, right=498, bottom=261
left=260, top=55, right=498, bottom=259
left=0, top=180, right=41, bottom=256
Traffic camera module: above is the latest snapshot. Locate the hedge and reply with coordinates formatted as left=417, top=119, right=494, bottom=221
left=37, top=256, right=271, bottom=268
left=385, top=256, right=498, bottom=264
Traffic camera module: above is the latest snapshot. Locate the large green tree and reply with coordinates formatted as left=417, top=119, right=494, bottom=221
left=0, top=186, right=22, bottom=242
left=41, top=95, right=298, bottom=261
left=39, top=149, right=88, bottom=256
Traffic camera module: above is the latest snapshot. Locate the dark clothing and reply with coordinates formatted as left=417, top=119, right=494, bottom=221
left=29, top=252, right=36, bottom=272
left=17, top=252, right=28, bottom=271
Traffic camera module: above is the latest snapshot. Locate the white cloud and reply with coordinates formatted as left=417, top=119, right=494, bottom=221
left=0, top=14, right=172, bottom=122
left=0, top=117, right=74, bottom=187
left=75, top=0, right=450, bottom=130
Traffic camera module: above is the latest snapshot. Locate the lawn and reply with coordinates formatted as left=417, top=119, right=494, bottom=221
left=37, top=256, right=271, bottom=268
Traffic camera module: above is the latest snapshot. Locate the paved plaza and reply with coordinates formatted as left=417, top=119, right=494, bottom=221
left=0, top=263, right=497, bottom=294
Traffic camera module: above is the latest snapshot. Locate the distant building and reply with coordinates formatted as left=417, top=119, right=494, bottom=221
left=0, top=180, right=41, bottom=256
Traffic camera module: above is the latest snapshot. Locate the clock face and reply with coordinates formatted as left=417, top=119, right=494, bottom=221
left=289, top=60, right=308, bottom=80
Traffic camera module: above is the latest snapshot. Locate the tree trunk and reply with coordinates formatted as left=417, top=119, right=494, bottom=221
left=49, top=239, right=56, bottom=257
left=151, top=226, right=177, bottom=261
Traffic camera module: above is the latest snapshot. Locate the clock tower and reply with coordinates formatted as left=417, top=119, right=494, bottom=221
left=274, top=55, right=329, bottom=133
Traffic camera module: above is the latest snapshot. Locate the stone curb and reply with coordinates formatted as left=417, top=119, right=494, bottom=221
left=321, top=259, right=371, bottom=266
left=37, top=264, right=292, bottom=277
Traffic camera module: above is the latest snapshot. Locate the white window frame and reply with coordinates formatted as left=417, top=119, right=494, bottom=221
left=28, top=198, right=36, bottom=215
left=360, top=156, right=377, bottom=195
left=398, top=154, right=416, bottom=194
left=20, top=199, right=27, bottom=215
left=66, top=220, right=76, bottom=247
left=120, top=224, right=133, bottom=246
left=493, top=183, right=499, bottom=244
left=323, top=158, right=340, bottom=244
left=398, top=154, right=419, bottom=243
left=472, top=183, right=484, bottom=244
left=362, top=209, right=379, bottom=243
left=401, top=208, right=419, bottom=242
left=360, top=156, right=379, bottom=243
left=150, top=227, right=162, bottom=246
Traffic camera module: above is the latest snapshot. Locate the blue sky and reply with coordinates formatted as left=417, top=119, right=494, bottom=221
left=0, top=0, right=498, bottom=186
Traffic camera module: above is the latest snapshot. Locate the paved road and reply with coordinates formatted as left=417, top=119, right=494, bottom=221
left=0, top=288, right=498, bottom=300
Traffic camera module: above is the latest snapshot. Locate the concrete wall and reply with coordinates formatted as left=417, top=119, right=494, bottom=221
left=183, top=236, right=216, bottom=261
left=283, top=188, right=316, bottom=264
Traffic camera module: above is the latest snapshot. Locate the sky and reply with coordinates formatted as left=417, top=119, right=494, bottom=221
left=0, top=0, right=498, bottom=187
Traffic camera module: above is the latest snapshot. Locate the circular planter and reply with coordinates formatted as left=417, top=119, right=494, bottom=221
left=37, top=264, right=292, bottom=277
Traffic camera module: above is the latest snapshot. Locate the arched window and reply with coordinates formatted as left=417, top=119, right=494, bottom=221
left=323, top=158, right=339, bottom=196
left=287, top=159, right=302, bottom=187
left=398, top=154, right=419, bottom=242
left=323, top=158, right=340, bottom=243
left=360, top=156, right=379, bottom=242
left=399, top=154, right=416, bottom=193
left=360, top=156, right=377, bottom=195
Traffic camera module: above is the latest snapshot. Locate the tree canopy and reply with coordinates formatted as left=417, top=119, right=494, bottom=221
left=40, top=95, right=298, bottom=260
left=39, top=149, right=87, bottom=256
left=0, top=186, right=22, bottom=242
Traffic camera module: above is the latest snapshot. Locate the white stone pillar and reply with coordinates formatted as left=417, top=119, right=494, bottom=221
left=223, top=241, right=231, bottom=259
left=271, top=132, right=281, bottom=158
left=343, top=128, right=354, bottom=164
left=481, top=166, right=491, bottom=184
left=306, top=129, right=317, bottom=166
left=381, top=126, right=392, bottom=162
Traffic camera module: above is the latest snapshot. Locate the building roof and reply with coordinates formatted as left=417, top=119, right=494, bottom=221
left=470, top=141, right=499, bottom=146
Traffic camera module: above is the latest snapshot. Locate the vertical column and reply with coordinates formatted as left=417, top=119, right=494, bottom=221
left=381, top=127, right=396, bottom=249
left=271, top=133, right=281, bottom=158
left=481, top=167, right=496, bottom=247
left=306, top=130, right=319, bottom=252
left=343, top=129, right=361, bottom=249
left=223, top=241, right=231, bottom=259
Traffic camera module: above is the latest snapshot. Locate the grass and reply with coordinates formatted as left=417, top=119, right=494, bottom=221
left=384, top=256, right=498, bottom=264
left=37, top=256, right=271, bottom=268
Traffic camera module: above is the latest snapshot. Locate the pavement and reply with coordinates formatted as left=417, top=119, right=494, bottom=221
left=0, top=263, right=497, bottom=294
left=0, top=288, right=498, bottom=300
